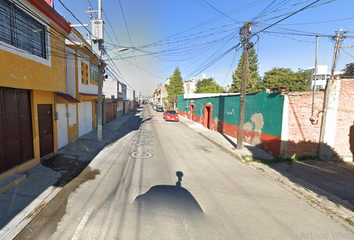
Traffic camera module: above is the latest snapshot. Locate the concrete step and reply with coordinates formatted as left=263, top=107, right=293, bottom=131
left=0, top=173, right=26, bottom=195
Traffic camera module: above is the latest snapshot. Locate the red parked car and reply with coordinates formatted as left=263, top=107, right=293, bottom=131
left=163, top=110, right=179, bottom=122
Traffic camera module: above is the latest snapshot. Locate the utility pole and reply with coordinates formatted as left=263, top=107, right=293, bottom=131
left=237, top=20, right=252, bottom=150
left=87, top=0, right=104, bottom=142
left=310, top=36, right=319, bottom=124
left=318, top=29, right=343, bottom=159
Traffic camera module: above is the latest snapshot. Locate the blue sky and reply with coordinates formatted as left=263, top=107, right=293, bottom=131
left=54, top=0, right=354, bottom=97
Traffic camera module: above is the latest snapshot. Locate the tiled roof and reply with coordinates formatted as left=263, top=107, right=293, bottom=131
left=57, top=93, right=80, bottom=103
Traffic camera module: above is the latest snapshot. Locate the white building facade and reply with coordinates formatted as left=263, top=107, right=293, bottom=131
left=306, top=65, right=344, bottom=91
left=183, top=79, right=197, bottom=94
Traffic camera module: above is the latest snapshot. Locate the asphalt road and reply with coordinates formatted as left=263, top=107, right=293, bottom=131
left=15, top=105, right=353, bottom=239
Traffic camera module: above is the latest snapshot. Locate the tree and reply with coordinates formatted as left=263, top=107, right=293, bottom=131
left=262, top=67, right=311, bottom=92
left=196, top=78, right=225, bottom=93
left=166, top=67, right=184, bottom=106
left=231, top=47, right=262, bottom=93
left=343, top=63, right=354, bottom=76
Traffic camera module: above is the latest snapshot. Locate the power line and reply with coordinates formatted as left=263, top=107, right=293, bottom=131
left=251, top=0, right=338, bottom=26
left=278, top=16, right=354, bottom=25
left=49, top=0, right=346, bottom=90
left=252, top=0, right=322, bottom=35
left=102, top=9, right=139, bottom=82
left=118, top=0, right=142, bottom=82
left=57, top=0, right=94, bottom=39
left=190, top=0, right=237, bottom=22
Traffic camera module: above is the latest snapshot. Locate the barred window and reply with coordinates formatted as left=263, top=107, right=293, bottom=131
left=0, top=0, right=46, bottom=58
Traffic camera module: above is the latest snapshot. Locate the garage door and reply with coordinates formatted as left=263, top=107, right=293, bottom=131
left=78, top=102, right=93, bottom=137
left=84, top=102, right=92, bottom=133
left=57, top=104, right=68, bottom=149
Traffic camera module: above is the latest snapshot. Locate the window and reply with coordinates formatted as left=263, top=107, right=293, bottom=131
left=91, top=65, right=99, bottom=83
left=81, top=62, right=89, bottom=85
left=0, top=0, right=46, bottom=58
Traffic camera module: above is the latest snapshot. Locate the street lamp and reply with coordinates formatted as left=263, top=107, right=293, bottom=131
left=107, top=47, right=129, bottom=55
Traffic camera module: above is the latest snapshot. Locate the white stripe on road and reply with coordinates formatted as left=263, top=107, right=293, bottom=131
left=71, top=207, right=93, bottom=240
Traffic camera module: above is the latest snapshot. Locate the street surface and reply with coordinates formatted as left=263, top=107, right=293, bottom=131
left=15, top=105, right=353, bottom=239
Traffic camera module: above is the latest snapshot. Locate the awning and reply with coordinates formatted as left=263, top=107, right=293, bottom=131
left=78, top=93, right=103, bottom=102
left=57, top=93, right=80, bottom=103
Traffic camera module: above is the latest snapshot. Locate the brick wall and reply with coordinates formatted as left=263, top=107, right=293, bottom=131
left=105, top=101, right=117, bottom=123
left=106, top=102, right=113, bottom=123
left=285, top=91, right=324, bottom=157
left=334, top=79, right=354, bottom=161
left=285, top=78, right=354, bottom=161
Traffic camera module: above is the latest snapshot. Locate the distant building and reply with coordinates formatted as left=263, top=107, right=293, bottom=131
left=184, top=78, right=196, bottom=94
left=102, top=79, right=117, bottom=99
left=306, top=65, right=344, bottom=90
left=102, top=79, right=126, bottom=117
left=222, top=83, right=232, bottom=93
left=156, top=86, right=168, bottom=106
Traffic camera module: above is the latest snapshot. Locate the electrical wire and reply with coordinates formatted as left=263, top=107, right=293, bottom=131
left=118, top=0, right=143, bottom=82
left=278, top=16, right=354, bottom=26
left=4, top=0, right=350, bottom=91
left=57, top=0, right=94, bottom=39
left=190, top=0, right=237, bottom=22
left=58, top=0, right=138, bottom=92
left=102, top=10, right=142, bottom=83
left=252, top=0, right=322, bottom=35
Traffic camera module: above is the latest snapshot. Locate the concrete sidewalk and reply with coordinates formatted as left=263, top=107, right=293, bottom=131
left=179, top=115, right=354, bottom=231
left=0, top=109, right=139, bottom=240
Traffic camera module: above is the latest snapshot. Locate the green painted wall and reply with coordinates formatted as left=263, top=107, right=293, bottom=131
left=177, top=90, right=284, bottom=137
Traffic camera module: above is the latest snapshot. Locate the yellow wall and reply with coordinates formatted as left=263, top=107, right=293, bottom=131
left=68, top=104, right=79, bottom=142
left=0, top=25, right=66, bottom=92
left=68, top=123, right=78, bottom=143
left=0, top=22, right=68, bottom=178
left=31, top=90, right=58, bottom=160
left=1, top=89, right=59, bottom=180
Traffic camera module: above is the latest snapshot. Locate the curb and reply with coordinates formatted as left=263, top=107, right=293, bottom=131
left=179, top=116, right=354, bottom=233
left=247, top=161, right=354, bottom=232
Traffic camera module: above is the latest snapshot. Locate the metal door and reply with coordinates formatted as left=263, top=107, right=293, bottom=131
left=18, top=90, right=34, bottom=161
left=0, top=90, right=4, bottom=172
left=78, top=102, right=85, bottom=137
left=113, top=102, right=117, bottom=119
left=78, top=102, right=92, bottom=137
left=0, top=88, right=33, bottom=173
left=84, top=102, right=92, bottom=133
left=204, top=105, right=212, bottom=129
left=190, top=104, right=195, bottom=120
left=38, top=104, right=53, bottom=158
left=2, top=89, right=21, bottom=169
left=57, top=104, right=68, bottom=149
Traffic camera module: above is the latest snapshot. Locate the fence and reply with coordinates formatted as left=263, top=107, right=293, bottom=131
left=335, top=32, right=354, bottom=77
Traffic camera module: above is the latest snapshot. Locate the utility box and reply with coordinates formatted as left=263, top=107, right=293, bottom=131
left=91, top=19, right=104, bottom=43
